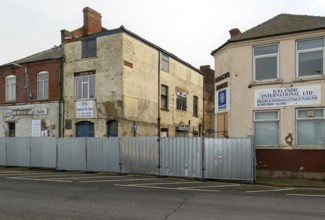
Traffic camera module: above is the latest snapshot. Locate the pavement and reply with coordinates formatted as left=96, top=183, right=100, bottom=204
left=256, top=176, right=325, bottom=188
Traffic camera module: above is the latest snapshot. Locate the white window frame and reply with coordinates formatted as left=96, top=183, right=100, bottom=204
left=253, top=44, right=279, bottom=81
left=176, top=92, right=187, bottom=111
left=5, top=75, right=16, bottom=101
left=296, top=108, right=325, bottom=147
left=75, top=73, right=96, bottom=100
left=296, top=38, right=325, bottom=78
left=161, top=85, right=168, bottom=111
left=37, top=71, right=49, bottom=99
left=254, top=110, right=280, bottom=147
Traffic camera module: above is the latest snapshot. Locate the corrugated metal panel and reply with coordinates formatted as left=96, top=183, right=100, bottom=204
left=30, top=137, right=56, bottom=168
left=57, top=138, right=86, bottom=171
left=120, top=137, right=159, bottom=175
left=6, top=137, right=31, bottom=167
left=160, top=137, right=202, bottom=178
left=0, top=138, right=6, bottom=166
left=86, top=138, right=120, bottom=172
left=204, top=138, right=255, bottom=182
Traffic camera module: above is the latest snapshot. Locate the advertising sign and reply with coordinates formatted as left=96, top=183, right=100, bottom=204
left=31, top=120, right=41, bottom=137
left=76, top=101, right=94, bottom=118
left=255, top=85, right=321, bottom=107
left=215, top=88, right=230, bottom=113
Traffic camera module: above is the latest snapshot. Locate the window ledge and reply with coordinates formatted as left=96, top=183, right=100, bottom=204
left=249, top=79, right=283, bottom=88
left=294, top=75, right=325, bottom=83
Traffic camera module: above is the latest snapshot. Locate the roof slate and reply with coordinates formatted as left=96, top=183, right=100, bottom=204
left=1, top=46, right=61, bottom=67
left=212, top=14, right=325, bottom=55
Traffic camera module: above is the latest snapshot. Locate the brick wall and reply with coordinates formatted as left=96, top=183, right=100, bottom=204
left=0, top=59, right=61, bottom=104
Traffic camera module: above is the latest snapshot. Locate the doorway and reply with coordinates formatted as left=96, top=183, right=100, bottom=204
left=76, top=121, right=94, bottom=137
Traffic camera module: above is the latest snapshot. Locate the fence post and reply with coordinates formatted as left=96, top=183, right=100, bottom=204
left=55, top=138, right=59, bottom=170
left=5, top=137, right=8, bottom=166
left=118, top=137, right=123, bottom=174
left=201, top=136, right=205, bottom=181
left=248, top=135, right=256, bottom=183
left=85, top=137, right=88, bottom=172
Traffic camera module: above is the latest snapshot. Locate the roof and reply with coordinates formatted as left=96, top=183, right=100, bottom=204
left=1, top=46, right=61, bottom=67
left=212, top=14, right=325, bottom=55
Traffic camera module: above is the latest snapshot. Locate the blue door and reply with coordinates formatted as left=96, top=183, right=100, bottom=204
left=76, top=122, right=95, bottom=137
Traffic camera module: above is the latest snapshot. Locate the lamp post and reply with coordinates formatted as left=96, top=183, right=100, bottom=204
left=9, top=63, right=28, bottom=103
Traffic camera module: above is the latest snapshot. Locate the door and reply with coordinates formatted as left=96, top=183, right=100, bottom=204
left=217, top=113, right=228, bottom=138
left=107, top=120, right=118, bottom=137
left=8, top=122, right=15, bottom=137
left=76, top=121, right=94, bottom=137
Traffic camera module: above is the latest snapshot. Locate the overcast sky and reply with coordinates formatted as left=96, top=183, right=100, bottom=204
left=1, top=0, right=325, bottom=68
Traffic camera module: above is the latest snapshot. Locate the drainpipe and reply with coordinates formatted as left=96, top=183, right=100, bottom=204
left=157, top=51, right=161, bottom=171
left=58, top=58, right=63, bottom=137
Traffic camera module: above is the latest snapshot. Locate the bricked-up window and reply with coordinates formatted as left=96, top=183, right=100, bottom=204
left=82, top=38, right=97, bottom=58
left=176, top=92, right=187, bottom=111
left=37, top=71, right=49, bottom=99
left=75, top=72, right=95, bottom=100
left=193, top=96, right=198, bottom=117
left=5, top=75, right=16, bottom=101
left=162, top=53, right=169, bottom=72
left=161, top=85, right=168, bottom=110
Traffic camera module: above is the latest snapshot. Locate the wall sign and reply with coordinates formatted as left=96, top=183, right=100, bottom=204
left=215, top=88, right=230, bottom=113
left=255, top=85, right=321, bottom=107
left=76, top=101, right=94, bottom=118
left=31, top=120, right=41, bottom=137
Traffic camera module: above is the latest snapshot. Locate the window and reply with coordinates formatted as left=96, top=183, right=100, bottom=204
left=161, top=85, right=168, bottom=110
left=162, top=53, right=169, bottom=72
left=107, top=120, right=118, bottom=137
left=37, top=71, right=49, bottom=99
left=297, top=38, right=324, bottom=77
left=193, top=96, right=198, bottom=116
left=254, top=111, right=279, bottom=146
left=5, top=75, right=16, bottom=101
left=253, top=44, right=279, bottom=81
left=7, top=122, right=15, bottom=137
left=75, top=73, right=96, bottom=99
left=82, top=38, right=97, bottom=58
left=176, top=92, right=187, bottom=111
left=297, top=108, right=325, bottom=146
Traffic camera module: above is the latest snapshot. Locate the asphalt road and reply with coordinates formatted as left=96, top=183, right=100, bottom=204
left=0, top=169, right=324, bottom=220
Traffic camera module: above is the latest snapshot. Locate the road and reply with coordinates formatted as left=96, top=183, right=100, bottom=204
left=0, top=169, right=324, bottom=220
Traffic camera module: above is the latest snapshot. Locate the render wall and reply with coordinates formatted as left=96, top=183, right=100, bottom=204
left=214, top=30, right=325, bottom=148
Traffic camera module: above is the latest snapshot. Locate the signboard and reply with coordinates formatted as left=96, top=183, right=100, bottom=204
left=31, top=120, right=41, bottom=137
left=76, top=101, right=94, bottom=118
left=215, top=88, right=230, bottom=113
left=32, top=108, right=47, bottom=115
left=255, top=85, right=321, bottom=107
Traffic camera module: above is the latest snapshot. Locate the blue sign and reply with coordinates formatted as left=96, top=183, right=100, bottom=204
left=218, top=89, right=227, bottom=111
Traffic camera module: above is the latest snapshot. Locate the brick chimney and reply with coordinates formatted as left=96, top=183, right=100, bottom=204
left=229, top=28, right=241, bottom=38
left=83, top=7, right=102, bottom=35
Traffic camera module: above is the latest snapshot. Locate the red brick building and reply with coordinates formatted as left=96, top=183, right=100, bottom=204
left=0, top=46, right=63, bottom=137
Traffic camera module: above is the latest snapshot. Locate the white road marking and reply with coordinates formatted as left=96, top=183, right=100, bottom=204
left=179, top=184, right=240, bottom=190
left=7, top=176, right=72, bottom=183
left=125, top=181, right=200, bottom=187
left=247, top=188, right=295, bottom=193
left=287, top=194, right=325, bottom=198
left=79, top=178, right=157, bottom=183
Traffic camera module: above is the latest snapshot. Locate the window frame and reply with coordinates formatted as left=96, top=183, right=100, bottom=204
left=296, top=108, right=325, bottom=147
left=254, top=110, right=280, bottom=147
left=75, top=72, right=96, bottom=100
left=176, top=92, right=187, bottom=111
left=253, top=44, right=279, bottom=81
left=161, top=85, right=168, bottom=111
left=5, top=75, right=16, bottom=102
left=162, top=53, right=169, bottom=72
left=82, top=38, right=97, bottom=58
left=296, top=38, right=325, bottom=78
left=37, top=71, right=49, bottom=100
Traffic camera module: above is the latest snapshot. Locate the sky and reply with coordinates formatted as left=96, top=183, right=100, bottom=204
left=1, top=0, right=325, bottom=68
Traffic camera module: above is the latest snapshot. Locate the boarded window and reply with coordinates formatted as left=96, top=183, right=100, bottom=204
left=82, top=38, right=97, bottom=58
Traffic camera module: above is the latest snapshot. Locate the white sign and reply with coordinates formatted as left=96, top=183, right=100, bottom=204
left=215, top=88, right=230, bottom=113
left=255, top=85, right=321, bottom=107
left=4, top=110, right=12, bottom=117
left=31, top=120, right=41, bottom=137
left=33, top=108, right=47, bottom=115
left=76, top=101, right=94, bottom=118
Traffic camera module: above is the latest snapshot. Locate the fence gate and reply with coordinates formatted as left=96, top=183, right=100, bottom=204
left=204, top=138, right=255, bottom=182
